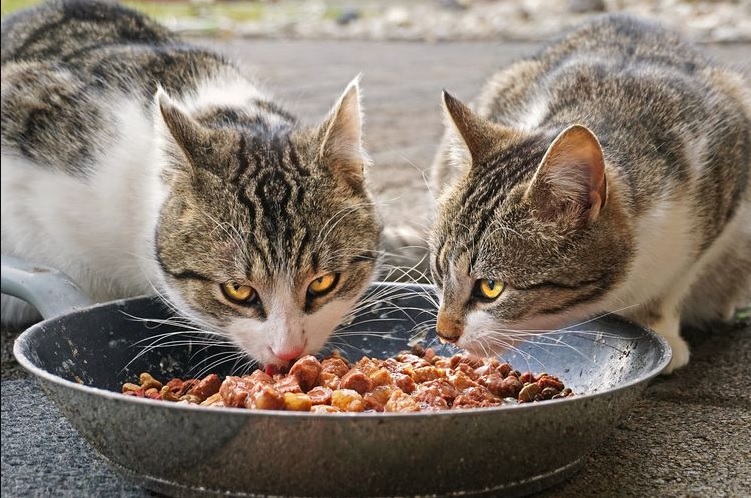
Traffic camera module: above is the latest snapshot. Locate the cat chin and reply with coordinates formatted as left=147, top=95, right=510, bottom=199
left=457, top=311, right=520, bottom=357
left=458, top=306, right=604, bottom=357
left=224, top=297, right=358, bottom=366
left=457, top=339, right=513, bottom=359
left=225, top=319, right=292, bottom=367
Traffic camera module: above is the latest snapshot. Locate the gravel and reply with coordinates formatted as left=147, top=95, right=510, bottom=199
left=165, top=0, right=751, bottom=43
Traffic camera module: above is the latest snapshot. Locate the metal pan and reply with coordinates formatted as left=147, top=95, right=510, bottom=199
left=4, top=255, right=670, bottom=497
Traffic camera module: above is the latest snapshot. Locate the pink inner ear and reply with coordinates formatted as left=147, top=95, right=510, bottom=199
left=533, top=125, right=607, bottom=222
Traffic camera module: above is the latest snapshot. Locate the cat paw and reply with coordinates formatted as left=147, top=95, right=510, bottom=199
left=662, top=334, right=690, bottom=375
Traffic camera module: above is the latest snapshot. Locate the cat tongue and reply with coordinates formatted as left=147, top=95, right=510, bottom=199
left=264, top=361, right=295, bottom=376
left=264, top=364, right=279, bottom=376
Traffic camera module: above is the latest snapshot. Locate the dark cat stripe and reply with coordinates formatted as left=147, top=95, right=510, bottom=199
left=155, top=250, right=213, bottom=282
left=514, top=278, right=604, bottom=291
left=537, top=286, right=610, bottom=316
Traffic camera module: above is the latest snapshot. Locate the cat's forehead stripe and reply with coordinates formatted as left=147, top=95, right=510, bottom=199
left=446, top=139, right=545, bottom=269
left=227, top=133, right=249, bottom=184
left=234, top=132, right=304, bottom=189
left=294, top=230, right=312, bottom=271
left=226, top=129, right=358, bottom=278
left=249, top=98, right=297, bottom=124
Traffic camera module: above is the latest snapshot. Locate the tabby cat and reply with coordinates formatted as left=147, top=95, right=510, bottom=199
left=429, top=15, right=750, bottom=373
left=1, top=0, right=382, bottom=367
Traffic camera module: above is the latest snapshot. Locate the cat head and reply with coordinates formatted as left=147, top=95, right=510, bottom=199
left=430, top=92, right=634, bottom=356
left=152, top=79, right=382, bottom=366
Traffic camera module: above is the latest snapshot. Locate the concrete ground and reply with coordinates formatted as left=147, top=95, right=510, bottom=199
left=2, top=40, right=750, bottom=497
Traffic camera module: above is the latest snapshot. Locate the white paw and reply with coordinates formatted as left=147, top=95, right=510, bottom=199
left=662, top=334, right=690, bottom=374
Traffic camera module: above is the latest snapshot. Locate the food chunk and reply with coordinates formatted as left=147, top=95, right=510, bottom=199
left=289, top=355, right=323, bottom=392
left=307, top=386, right=333, bottom=406
left=331, top=389, right=365, bottom=412
left=385, top=389, right=420, bottom=412
left=123, top=348, right=572, bottom=412
left=340, top=368, right=373, bottom=395
left=220, top=376, right=256, bottom=408
left=283, top=392, right=313, bottom=411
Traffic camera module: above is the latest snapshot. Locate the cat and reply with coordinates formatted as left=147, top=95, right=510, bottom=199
left=428, top=14, right=751, bottom=373
left=1, top=0, right=383, bottom=367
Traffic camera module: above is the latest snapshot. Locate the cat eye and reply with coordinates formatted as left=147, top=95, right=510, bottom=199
left=221, top=281, right=257, bottom=304
left=473, top=278, right=505, bottom=301
left=308, top=272, right=339, bottom=296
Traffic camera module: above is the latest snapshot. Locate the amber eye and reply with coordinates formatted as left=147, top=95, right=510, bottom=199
left=473, top=278, right=505, bottom=300
left=308, top=272, right=338, bottom=296
left=221, top=282, right=257, bottom=304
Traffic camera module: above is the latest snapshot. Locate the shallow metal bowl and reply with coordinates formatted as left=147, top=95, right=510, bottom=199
left=4, top=256, right=670, bottom=497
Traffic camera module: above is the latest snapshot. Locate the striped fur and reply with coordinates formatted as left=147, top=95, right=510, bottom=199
left=1, top=0, right=382, bottom=366
left=430, top=14, right=751, bottom=373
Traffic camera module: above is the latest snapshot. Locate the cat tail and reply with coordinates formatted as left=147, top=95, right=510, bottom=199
left=380, top=224, right=431, bottom=284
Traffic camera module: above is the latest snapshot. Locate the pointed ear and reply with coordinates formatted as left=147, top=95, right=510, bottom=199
left=442, top=90, right=513, bottom=164
left=318, top=76, right=369, bottom=189
left=155, top=87, right=213, bottom=170
left=525, top=124, right=608, bottom=224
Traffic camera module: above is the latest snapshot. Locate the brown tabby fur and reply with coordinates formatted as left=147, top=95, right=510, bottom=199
left=430, top=14, right=751, bottom=372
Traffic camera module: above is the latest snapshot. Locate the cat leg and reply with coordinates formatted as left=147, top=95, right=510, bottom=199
left=627, top=297, right=691, bottom=374
left=681, top=213, right=751, bottom=326
left=638, top=228, right=750, bottom=373
left=645, top=209, right=751, bottom=372
left=648, top=306, right=690, bottom=374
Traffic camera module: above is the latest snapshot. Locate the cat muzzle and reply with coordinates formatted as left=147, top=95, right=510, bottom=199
left=273, top=346, right=305, bottom=362
left=435, top=313, right=463, bottom=343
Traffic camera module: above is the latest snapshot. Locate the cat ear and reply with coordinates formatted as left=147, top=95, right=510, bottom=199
left=155, top=87, right=213, bottom=170
left=318, top=76, right=369, bottom=188
left=442, top=91, right=510, bottom=164
left=526, top=124, right=608, bottom=224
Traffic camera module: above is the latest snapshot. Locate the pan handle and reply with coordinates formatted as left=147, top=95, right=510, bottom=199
left=1, top=255, right=94, bottom=319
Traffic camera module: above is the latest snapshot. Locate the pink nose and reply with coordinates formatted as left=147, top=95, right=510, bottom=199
left=273, top=346, right=304, bottom=362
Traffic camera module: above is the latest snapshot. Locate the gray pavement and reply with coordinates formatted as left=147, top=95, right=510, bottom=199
left=2, top=40, right=751, bottom=497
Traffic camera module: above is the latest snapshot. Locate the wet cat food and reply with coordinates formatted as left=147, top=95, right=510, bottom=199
left=121, top=348, right=573, bottom=412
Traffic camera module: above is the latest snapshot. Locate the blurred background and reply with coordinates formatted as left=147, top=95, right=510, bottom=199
left=2, top=0, right=749, bottom=43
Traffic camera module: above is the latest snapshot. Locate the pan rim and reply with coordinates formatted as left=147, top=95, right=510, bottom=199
left=12, top=290, right=672, bottom=419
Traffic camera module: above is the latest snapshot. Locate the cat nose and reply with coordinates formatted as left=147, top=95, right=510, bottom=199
left=436, top=311, right=463, bottom=343
left=273, top=346, right=304, bottom=362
